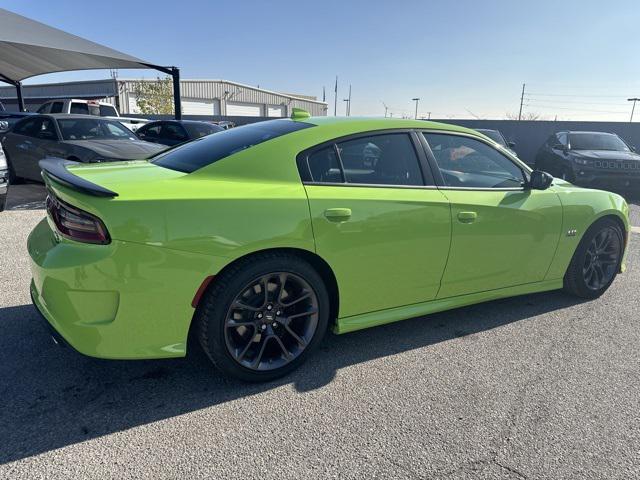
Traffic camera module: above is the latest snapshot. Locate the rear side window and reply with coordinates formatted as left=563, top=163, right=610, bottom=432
left=153, top=119, right=314, bottom=173
left=13, top=118, right=41, bottom=137
left=70, top=103, right=89, bottom=115
left=308, top=147, right=343, bottom=183
left=304, top=133, right=427, bottom=186
left=50, top=102, right=64, bottom=113
left=99, top=105, right=118, bottom=117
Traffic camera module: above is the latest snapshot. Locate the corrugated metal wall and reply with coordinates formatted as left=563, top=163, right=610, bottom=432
left=118, top=79, right=328, bottom=116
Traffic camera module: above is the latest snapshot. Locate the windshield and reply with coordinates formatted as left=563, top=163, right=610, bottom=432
left=153, top=119, right=314, bottom=173
left=569, top=133, right=630, bottom=151
left=58, top=118, right=137, bottom=141
left=477, top=129, right=506, bottom=146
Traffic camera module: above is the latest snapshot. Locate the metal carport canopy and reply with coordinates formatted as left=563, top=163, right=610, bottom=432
left=0, top=8, right=182, bottom=118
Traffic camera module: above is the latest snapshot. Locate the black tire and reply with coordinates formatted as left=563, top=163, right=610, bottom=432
left=5, top=151, right=21, bottom=184
left=195, top=252, right=330, bottom=382
left=563, top=218, right=624, bottom=299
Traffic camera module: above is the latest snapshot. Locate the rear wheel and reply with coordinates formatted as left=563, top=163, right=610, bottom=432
left=564, top=218, right=624, bottom=299
left=196, top=252, right=330, bottom=382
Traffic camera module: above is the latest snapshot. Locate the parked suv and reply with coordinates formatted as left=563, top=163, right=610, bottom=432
left=36, top=99, right=149, bottom=132
left=535, top=131, right=640, bottom=188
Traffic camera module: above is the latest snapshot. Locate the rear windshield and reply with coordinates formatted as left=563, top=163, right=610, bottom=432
left=153, top=119, right=314, bottom=173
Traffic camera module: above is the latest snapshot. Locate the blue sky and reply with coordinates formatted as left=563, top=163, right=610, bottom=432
left=4, top=0, right=640, bottom=120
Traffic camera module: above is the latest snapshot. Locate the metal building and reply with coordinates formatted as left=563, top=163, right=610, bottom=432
left=0, top=78, right=328, bottom=117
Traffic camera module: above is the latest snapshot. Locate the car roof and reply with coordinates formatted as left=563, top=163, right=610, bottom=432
left=297, top=116, right=480, bottom=137
left=144, top=119, right=216, bottom=125
left=566, top=131, right=616, bottom=135
left=46, top=114, right=122, bottom=120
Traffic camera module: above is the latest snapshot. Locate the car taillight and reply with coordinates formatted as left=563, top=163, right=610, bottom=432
left=46, top=194, right=110, bottom=244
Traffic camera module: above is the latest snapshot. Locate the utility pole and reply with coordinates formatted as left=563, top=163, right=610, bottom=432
left=427, top=112, right=431, bottom=119
left=347, top=84, right=351, bottom=116
left=334, top=76, right=338, bottom=116
left=412, top=97, right=420, bottom=119
left=322, top=86, right=326, bottom=103
left=518, top=83, right=526, bottom=121
left=628, top=98, right=639, bottom=122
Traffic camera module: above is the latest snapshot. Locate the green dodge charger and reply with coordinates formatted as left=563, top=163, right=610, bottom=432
left=28, top=110, right=630, bottom=381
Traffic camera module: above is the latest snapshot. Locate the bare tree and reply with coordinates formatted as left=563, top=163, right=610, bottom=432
left=506, top=111, right=542, bottom=121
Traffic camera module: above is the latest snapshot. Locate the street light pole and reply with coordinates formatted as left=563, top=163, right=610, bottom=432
left=412, top=98, right=420, bottom=119
left=628, top=98, right=640, bottom=122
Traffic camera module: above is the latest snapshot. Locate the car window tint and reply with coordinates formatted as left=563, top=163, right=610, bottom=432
left=50, top=102, right=64, bottom=114
left=183, top=122, right=223, bottom=138
left=37, top=103, right=50, bottom=114
left=37, top=118, right=57, bottom=140
left=58, top=119, right=135, bottom=140
left=139, top=124, right=161, bottom=138
left=424, top=133, right=525, bottom=189
left=336, top=133, right=424, bottom=186
left=99, top=105, right=118, bottom=117
left=160, top=123, right=188, bottom=141
left=70, top=103, right=89, bottom=115
left=13, top=118, right=41, bottom=137
left=153, top=119, right=315, bottom=173
left=307, top=146, right=343, bottom=183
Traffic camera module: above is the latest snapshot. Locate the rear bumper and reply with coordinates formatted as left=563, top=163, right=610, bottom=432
left=28, top=217, right=227, bottom=359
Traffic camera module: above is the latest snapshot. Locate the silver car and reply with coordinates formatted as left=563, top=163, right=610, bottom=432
left=1, top=114, right=166, bottom=183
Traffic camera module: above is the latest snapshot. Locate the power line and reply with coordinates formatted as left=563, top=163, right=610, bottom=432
left=523, top=103, right=628, bottom=113
left=526, top=92, right=633, bottom=98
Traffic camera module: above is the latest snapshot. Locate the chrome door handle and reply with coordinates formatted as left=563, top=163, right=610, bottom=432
left=324, top=208, right=352, bottom=222
left=457, top=211, right=477, bottom=223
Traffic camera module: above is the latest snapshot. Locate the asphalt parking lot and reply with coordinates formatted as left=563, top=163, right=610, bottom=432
left=1, top=185, right=639, bottom=479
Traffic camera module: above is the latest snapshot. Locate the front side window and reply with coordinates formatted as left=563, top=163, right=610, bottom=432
left=424, top=133, right=525, bottom=189
left=58, top=118, right=136, bottom=140
left=13, top=118, right=41, bottom=137
left=184, top=122, right=223, bottom=138
left=37, top=103, right=51, bottom=114
left=153, top=119, right=314, bottom=173
left=138, top=124, right=161, bottom=139
left=37, top=119, right=57, bottom=140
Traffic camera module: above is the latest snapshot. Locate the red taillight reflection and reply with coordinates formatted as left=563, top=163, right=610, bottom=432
left=46, top=194, right=110, bottom=244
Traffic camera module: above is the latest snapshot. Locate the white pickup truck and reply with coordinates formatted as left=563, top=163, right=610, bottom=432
left=36, top=99, right=149, bottom=132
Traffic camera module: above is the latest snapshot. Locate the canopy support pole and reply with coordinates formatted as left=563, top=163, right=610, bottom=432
left=15, top=81, right=25, bottom=112
left=0, top=74, right=25, bottom=112
left=147, top=64, right=182, bottom=120
left=171, top=67, right=181, bottom=120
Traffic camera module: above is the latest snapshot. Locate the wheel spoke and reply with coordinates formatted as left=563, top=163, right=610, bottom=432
left=281, top=291, right=311, bottom=308
left=273, top=273, right=288, bottom=304
left=251, top=335, right=271, bottom=368
left=233, top=300, right=261, bottom=312
left=273, top=335, right=293, bottom=359
left=286, top=308, right=318, bottom=323
left=237, top=335, right=256, bottom=361
left=227, top=319, right=255, bottom=328
left=285, top=325, right=307, bottom=347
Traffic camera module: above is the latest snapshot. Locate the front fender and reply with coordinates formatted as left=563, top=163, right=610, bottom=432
left=545, top=185, right=629, bottom=280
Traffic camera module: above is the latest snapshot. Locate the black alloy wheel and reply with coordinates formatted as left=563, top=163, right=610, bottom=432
left=224, top=272, right=319, bottom=371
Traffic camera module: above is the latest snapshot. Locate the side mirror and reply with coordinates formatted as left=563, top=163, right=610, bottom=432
left=507, top=141, right=516, bottom=148
left=528, top=170, right=554, bottom=190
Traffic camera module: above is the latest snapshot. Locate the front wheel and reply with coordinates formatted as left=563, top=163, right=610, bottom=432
left=564, top=218, right=624, bottom=299
left=196, top=252, right=330, bottom=382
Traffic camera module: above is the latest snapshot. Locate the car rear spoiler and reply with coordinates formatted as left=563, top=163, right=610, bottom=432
left=39, top=157, right=118, bottom=198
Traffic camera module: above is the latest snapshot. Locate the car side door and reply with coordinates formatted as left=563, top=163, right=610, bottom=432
left=6, top=117, right=44, bottom=180
left=421, top=132, right=563, bottom=298
left=24, top=117, right=61, bottom=181
left=301, top=130, right=452, bottom=318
